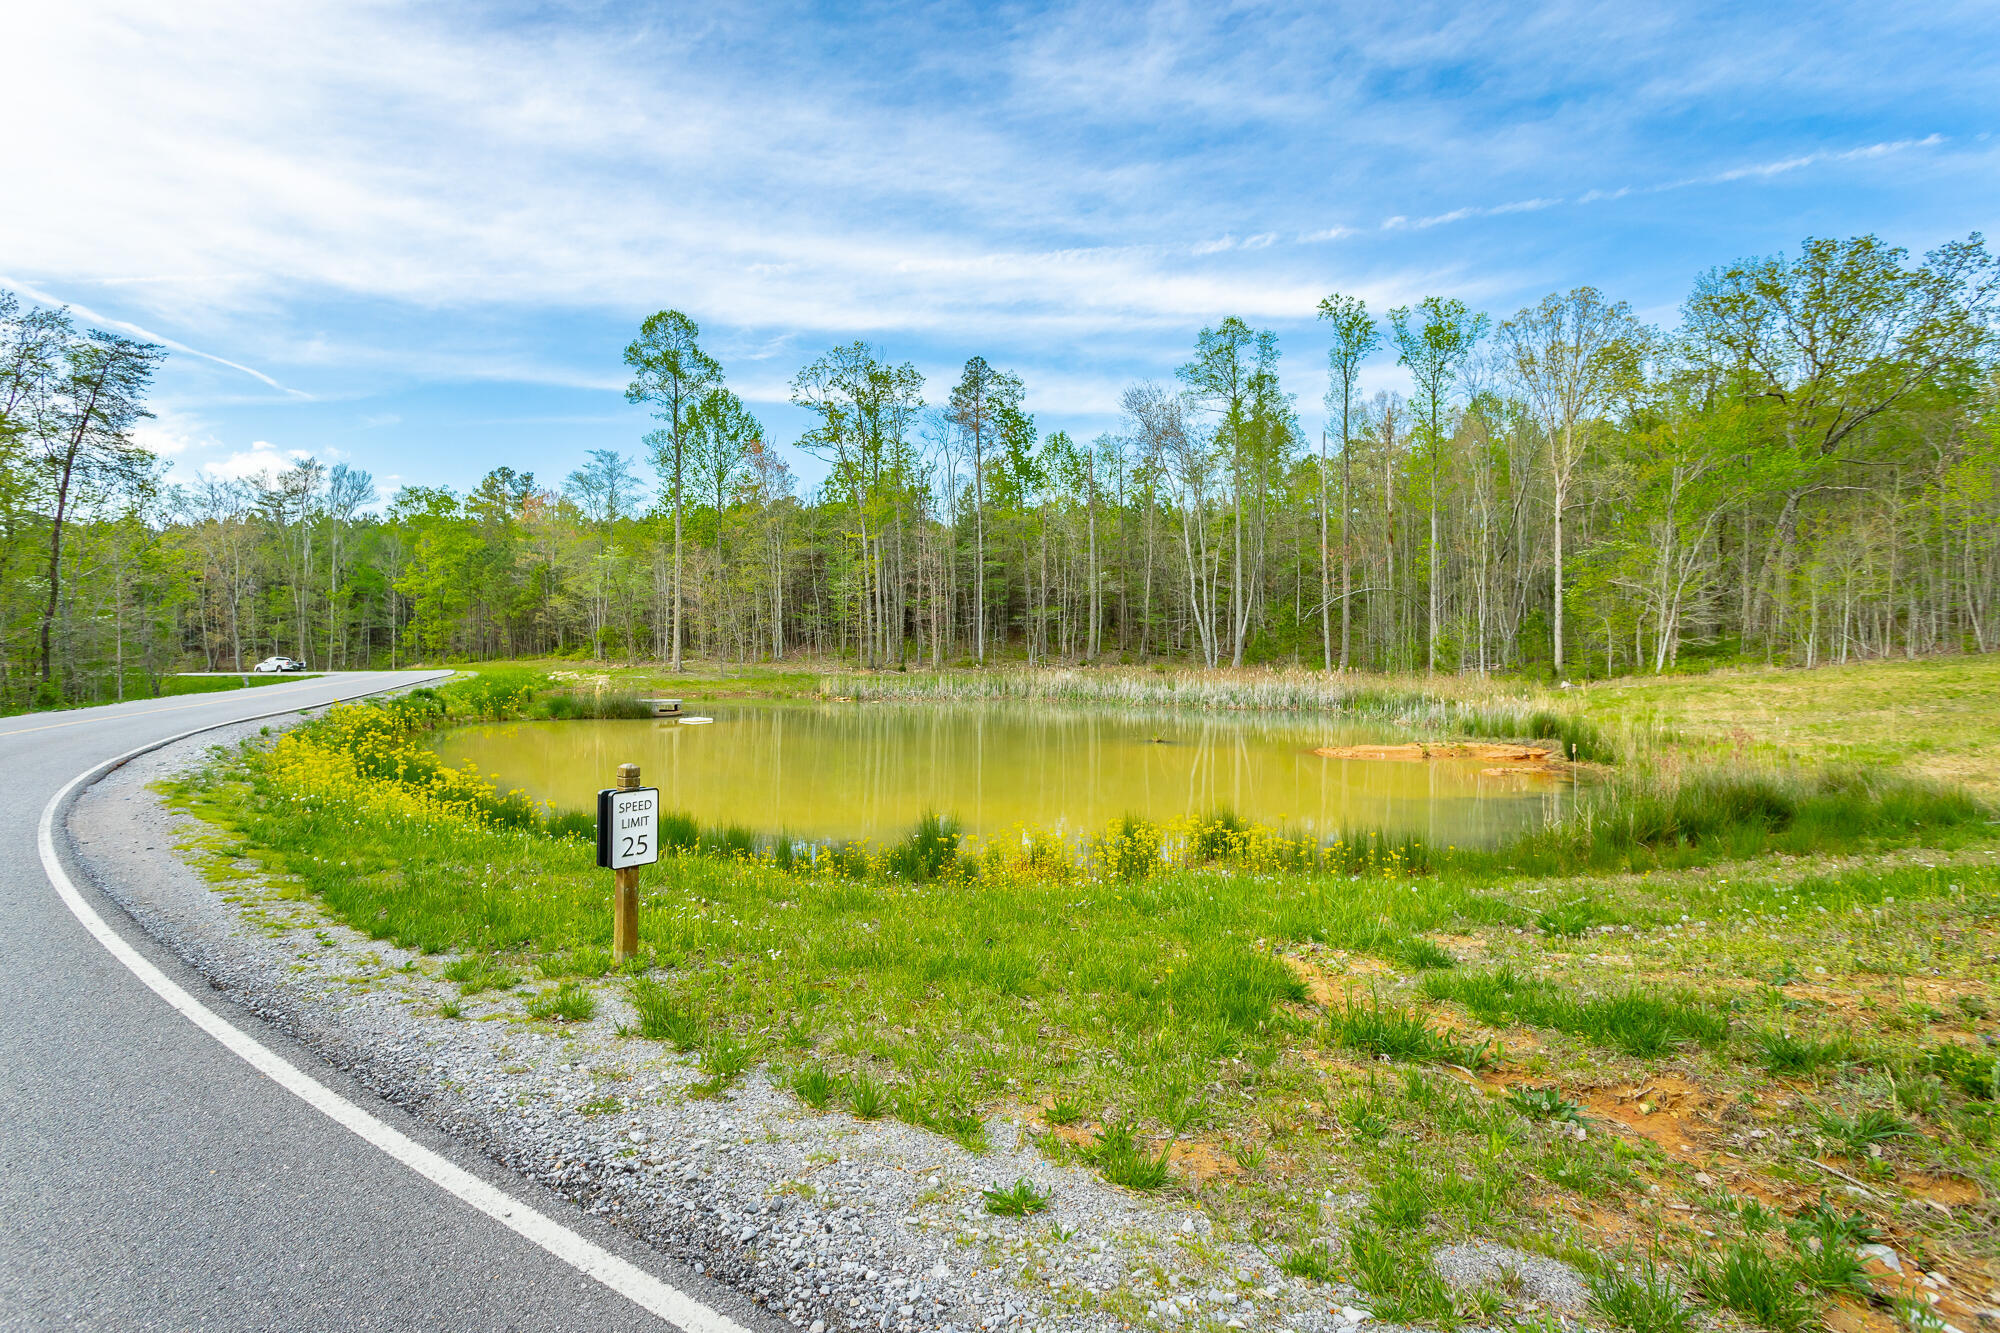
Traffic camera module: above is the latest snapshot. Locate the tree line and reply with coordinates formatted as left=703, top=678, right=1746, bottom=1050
left=1, top=231, right=1995, bottom=709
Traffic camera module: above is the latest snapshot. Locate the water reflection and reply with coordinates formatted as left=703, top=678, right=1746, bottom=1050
left=433, top=700, right=1562, bottom=846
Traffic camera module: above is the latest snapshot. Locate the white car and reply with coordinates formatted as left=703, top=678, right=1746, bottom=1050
left=252, top=656, right=306, bottom=673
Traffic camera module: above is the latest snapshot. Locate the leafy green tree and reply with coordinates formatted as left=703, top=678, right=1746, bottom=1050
left=1318, top=294, right=1379, bottom=671
left=948, top=356, right=1024, bottom=664
left=1499, top=287, right=1645, bottom=677
left=1390, top=297, right=1488, bottom=671
left=625, top=310, right=723, bottom=672
left=37, top=329, right=165, bottom=689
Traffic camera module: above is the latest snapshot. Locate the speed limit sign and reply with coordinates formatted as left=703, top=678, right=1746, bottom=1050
left=596, top=785, right=661, bottom=869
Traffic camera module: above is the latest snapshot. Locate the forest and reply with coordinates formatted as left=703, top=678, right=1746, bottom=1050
left=1, top=231, right=1995, bottom=711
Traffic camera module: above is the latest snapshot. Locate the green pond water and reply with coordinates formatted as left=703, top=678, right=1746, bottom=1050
left=432, top=700, right=1565, bottom=847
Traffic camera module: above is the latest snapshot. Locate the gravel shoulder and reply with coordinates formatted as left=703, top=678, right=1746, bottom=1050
left=68, top=719, right=1588, bottom=1333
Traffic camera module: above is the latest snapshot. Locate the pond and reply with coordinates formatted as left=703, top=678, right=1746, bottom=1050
left=432, top=700, right=1566, bottom=848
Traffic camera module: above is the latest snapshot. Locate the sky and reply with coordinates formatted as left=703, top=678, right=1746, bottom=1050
left=4, top=0, right=1997, bottom=502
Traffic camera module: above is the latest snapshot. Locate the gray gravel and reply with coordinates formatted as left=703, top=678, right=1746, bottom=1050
left=70, top=716, right=1587, bottom=1333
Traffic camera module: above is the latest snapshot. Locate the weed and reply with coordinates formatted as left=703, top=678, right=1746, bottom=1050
left=1087, top=1122, right=1172, bottom=1191
left=1508, top=1085, right=1582, bottom=1123
left=1346, top=1226, right=1457, bottom=1325
left=1754, top=1029, right=1851, bottom=1076
left=1230, top=1140, right=1268, bottom=1172
left=1791, top=1230, right=1870, bottom=1297
left=700, top=1031, right=753, bottom=1086
left=1368, top=1161, right=1431, bottom=1229
left=1810, top=1106, right=1914, bottom=1156
left=981, top=1178, right=1052, bottom=1216
left=1387, top=935, right=1457, bottom=969
left=1424, top=967, right=1728, bottom=1056
left=629, top=978, right=703, bottom=1049
left=847, top=1073, right=888, bottom=1120
left=885, top=811, right=963, bottom=882
left=1330, top=995, right=1496, bottom=1068
left=443, top=954, right=519, bottom=995
left=790, top=1065, right=837, bottom=1110
left=1587, top=1261, right=1697, bottom=1333
left=1921, top=1044, right=1998, bottom=1100
left=1339, top=1089, right=1393, bottom=1142
left=438, top=999, right=464, bottom=1019
left=1539, top=899, right=1612, bottom=937
left=525, top=981, right=595, bottom=1023
left=1692, top=1242, right=1817, bottom=1333
left=1278, top=1248, right=1334, bottom=1282
left=579, top=1095, right=622, bottom=1116
left=1044, top=1097, right=1086, bottom=1127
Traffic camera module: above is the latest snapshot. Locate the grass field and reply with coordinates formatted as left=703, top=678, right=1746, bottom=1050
left=170, top=655, right=2000, bottom=1333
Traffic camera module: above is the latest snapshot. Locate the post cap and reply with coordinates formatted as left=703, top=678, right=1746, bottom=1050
left=617, top=762, right=641, bottom=787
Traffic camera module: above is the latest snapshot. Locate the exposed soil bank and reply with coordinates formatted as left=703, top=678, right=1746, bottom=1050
left=1311, top=742, right=1566, bottom=777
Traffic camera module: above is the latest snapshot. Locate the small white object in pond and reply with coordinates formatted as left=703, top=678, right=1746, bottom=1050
left=679, top=716, right=713, bottom=725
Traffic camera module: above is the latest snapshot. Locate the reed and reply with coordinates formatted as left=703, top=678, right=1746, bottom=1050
left=821, top=666, right=1618, bottom=761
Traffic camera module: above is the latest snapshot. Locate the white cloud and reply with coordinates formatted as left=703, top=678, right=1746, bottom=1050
left=203, top=441, right=310, bottom=481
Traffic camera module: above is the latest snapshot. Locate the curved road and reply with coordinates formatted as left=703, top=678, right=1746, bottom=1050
left=0, top=673, right=769, bottom=1332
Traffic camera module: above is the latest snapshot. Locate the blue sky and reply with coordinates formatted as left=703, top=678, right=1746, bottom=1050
left=5, top=1, right=1996, bottom=500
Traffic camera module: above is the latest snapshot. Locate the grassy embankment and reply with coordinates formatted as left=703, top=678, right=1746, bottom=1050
left=167, top=657, right=2000, bottom=1333
left=0, top=671, right=320, bottom=718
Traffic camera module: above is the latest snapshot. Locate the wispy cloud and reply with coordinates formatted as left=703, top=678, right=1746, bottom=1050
left=2, top=1, right=1991, bottom=490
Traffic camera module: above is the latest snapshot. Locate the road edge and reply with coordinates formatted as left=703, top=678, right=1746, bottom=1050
left=35, top=672, right=756, bottom=1333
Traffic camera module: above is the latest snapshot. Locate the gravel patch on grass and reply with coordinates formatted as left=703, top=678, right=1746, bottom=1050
left=66, top=719, right=1402, bottom=1333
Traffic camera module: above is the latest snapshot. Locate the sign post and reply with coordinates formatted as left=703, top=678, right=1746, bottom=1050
left=595, top=762, right=659, bottom=963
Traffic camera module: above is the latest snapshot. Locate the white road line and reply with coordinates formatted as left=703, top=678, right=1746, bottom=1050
left=32, top=681, right=754, bottom=1333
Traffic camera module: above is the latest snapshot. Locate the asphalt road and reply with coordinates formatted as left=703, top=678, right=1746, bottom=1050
left=0, top=673, right=770, bottom=1332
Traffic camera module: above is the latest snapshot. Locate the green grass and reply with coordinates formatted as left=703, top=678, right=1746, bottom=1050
left=629, top=978, right=702, bottom=1049
left=846, top=1073, right=888, bottom=1120
left=1278, top=1247, right=1335, bottom=1282
left=524, top=980, right=595, bottom=1022
left=1691, top=1243, right=1819, bottom=1333
left=1809, top=1106, right=1915, bottom=1156
left=981, top=1178, right=1051, bottom=1216
left=1085, top=1122, right=1173, bottom=1191
left=1328, top=995, right=1497, bottom=1067
left=1587, top=1262, right=1698, bottom=1333
left=1752, top=1029, right=1852, bottom=1076
left=1345, top=1227, right=1458, bottom=1325
left=1421, top=967, right=1730, bottom=1056
left=168, top=662, right=2000, bottom=1322
left=442, top=954, right=520, bottom=995
left=789, top=1065, right=837, bottom=1109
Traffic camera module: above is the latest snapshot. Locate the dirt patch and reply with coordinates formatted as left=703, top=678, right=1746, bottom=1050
left=1899, top=1171, right=1984, bottom=1208
left=1312, top=741, right=1563, bottom=770
left=1166, top=1140, right=1242, bottom=1184
left=1282, top=952, right=1392, bottom=1008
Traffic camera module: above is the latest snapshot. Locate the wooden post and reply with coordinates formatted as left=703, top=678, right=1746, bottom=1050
left=612, top=761, right=641, bottom=962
